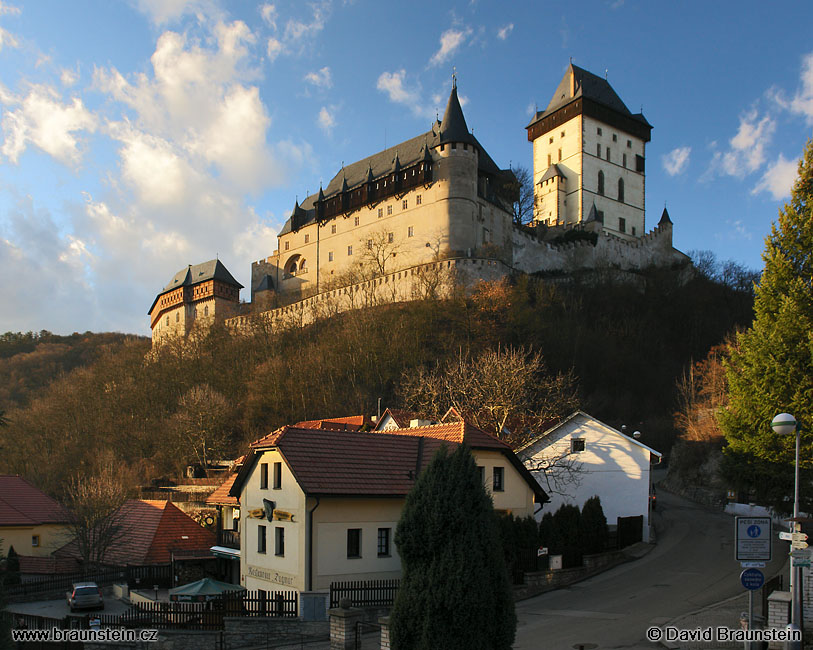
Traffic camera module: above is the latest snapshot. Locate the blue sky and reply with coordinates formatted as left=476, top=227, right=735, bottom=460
left=0, top=0, right=811, bottom=335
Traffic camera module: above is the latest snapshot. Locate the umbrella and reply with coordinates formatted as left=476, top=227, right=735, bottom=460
left=168, top=578, right=246, bottom=602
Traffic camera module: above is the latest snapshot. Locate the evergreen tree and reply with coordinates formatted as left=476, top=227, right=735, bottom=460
left=390, top=445, right=515, bottom=650
left=718, top=140, right=813, bottom=509
left=551, top=504, right=583, bottom=568
left=580, top=496, right=609, bottom=555
left=5, top=546, right=20, bottom=586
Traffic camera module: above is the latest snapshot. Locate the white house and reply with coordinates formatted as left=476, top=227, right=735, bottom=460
left=517, top=411, right=662, bottom=542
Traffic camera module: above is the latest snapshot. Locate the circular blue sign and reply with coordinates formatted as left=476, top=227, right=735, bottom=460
left=747, top=525, right=761, bottom=538
left=740, top=568, right=764, bottom=591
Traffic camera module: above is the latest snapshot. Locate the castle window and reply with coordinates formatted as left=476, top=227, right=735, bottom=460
left=304, top=234, right=309, bottom=243
left=627, top=139, right=632, bottom=148
left=166, top=316, right=169, bottom=326
left=387, top=205, right=392, bottom=216
left=176, top=312, right=179, bottom=322
left=204, top=305, right=209, bottom=317
left=549, top=137, right=553, bottom=144
left=596, top=144, right=601, bottom=157
left=632, top=226, right=637, bottom=236
left=623, top=153, right=627, bottom=168
left=596, top=210, right=604, bottom=223
left=612, top=134, right=617, bottom=142
left=378, top=208, right=383, bottom=218
left=618, top=178, right=625, bottom=203
left=355, top=216, right=360, bottom=226
left=606, top=147, right=610, bottom=161
left=463, top=143, right=468, bottom=150
left=560, top=131, right=565, bottom=138
left=597, top=170, right=605, bottom=196
left=440, top=144, right=444, bottom=151
left=387, top=232, right=394, bottom=243
left=408, top=226, right=414, bottom=238
left=299, top=258, right=307, bottom=270
left=285, top=241, right=289, bottom=251
left=402, top=199, right=408, bottom=210
left=347, top=245, right=353, bottom=256
left=328, top=251, right=334, bottom=262
left=596, top=127, right=602, bottom=136
left=331, top=224, right=337, bottom=234
left=636, top=155, right=645, bottom=172
left=619, top=217, right=626, bottom=233
left=416, top=195, right=422, bottom=205
left=367, top=239, right=373, bottom=249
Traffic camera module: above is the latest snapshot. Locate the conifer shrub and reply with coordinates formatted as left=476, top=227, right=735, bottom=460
left=390, top=445, right=515, bottom=650
left=580, top=496, right=609, bottom=555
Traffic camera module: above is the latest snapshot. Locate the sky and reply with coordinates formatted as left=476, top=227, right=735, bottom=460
left=0, top=1, right=812, bottom=336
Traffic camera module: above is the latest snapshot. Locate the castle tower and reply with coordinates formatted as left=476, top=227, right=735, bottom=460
left=526, top=64, right=652, bottom=239
left=148, top=259, right=243, bottom=344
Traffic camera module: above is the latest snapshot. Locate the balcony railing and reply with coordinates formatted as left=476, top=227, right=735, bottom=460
left=217, top=529, right=241, bottom=550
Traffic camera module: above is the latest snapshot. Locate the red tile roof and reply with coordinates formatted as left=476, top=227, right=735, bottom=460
left=56, top=500, right=215, bottom=566
left=373, top=420, right=513, bottom=452
left=206, top=474, right=239, bottom=506
left=0, top=476, right=71, bottom=526
left=294, top=415, right=371, bottom=431
left=18, top=555, right=80, bottom=575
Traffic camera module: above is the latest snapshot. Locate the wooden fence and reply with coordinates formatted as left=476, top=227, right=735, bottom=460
left=330, top=579, right=400, bottom=609
left=5, top=564, right=171, bottom=597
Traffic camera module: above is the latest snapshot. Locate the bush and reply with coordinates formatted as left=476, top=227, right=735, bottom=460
left=580, top=496, right=609, bottom=555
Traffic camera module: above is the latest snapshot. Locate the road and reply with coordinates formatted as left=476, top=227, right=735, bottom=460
left=513, top=488, right=786, bottom=649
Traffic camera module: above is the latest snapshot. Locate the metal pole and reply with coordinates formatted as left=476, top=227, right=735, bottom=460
left=788, top=425, right=803, bottom=650
left=747, top=589, right=754, bottom=650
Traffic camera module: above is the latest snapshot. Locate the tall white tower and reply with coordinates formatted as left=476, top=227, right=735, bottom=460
left=526, top=64, right=652, bottom=239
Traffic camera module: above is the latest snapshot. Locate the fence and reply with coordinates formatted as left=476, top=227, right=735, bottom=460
left=5, top=564, right=172, bottom=597
left=330, top=579, right=400, bottom=609
left=511, top=548, right=549, bottom=585
left=3, top=590, right=297, bottom=634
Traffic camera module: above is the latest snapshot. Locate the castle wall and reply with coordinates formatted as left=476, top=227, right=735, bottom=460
left=533, top=114, right=582, bottom=225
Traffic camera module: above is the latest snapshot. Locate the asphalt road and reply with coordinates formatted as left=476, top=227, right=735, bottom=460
left=513, top=488, right=786, bottom=650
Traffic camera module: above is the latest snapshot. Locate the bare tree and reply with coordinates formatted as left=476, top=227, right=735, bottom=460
left=173, top=385, right=232, bottom=476
left=359, top=227, right=404, bottom=278
left=398, top=346, right=579, bottom=448
left=508, top=166, right=534, bottom=226
left=522, top=450, right=584, bottom=499
left=63, top=455, right=131, bottom=567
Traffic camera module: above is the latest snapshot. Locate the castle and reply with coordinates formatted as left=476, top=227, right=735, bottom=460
left=149, top=65, right=688, bottom=343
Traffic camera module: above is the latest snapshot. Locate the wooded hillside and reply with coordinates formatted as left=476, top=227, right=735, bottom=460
left=0, top=262, right=755, bottom=500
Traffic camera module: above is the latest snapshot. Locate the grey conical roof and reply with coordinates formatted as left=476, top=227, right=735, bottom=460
left=392, top=151, right=401, bottom=173
left=659, top=206, right=672, bottom=225
left=585, top=202, right=599, bottom=222
left=438, top=85, right=476, bottom=146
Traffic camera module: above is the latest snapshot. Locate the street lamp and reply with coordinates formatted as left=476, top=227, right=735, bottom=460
left=771, top=412, right=803, bottom=648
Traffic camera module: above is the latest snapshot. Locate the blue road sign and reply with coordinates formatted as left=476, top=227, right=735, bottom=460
left=740, top=568, right=764, bottom=591
left=747, top=525, right=761, bottom=538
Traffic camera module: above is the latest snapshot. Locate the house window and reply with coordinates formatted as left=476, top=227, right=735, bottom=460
left=597, top=171, right=605, bottom=196
left=378, top=208, right=383, bottom=218
left=387, top=205, right=392, bottom=216
left=596, top=143, right=601, bottom=157
left=388, top=232, right=394, bottom=243
left=619, top=217, right=626, bottom=233
left=347, top=528, right=361, bottom=558
left=328, top=251, right=334, bottom=262
left=612, top=134, right=617, bottom=142
left=32, top=535, right=39, bottom=547
left=596, top=127, right=602, bottom=136
left=273, top=462, right=282, bottom=489
left=258, top=525, right=267, bottom=553
left=304, top=234, right=309, bottom=243
left=331, top=224, right=337, bottom=234
left=478, top=466, right=485, bottom=484
left=260, top=463, right=268, bottom=489
left=408, top=226, right=414, bottom=238
left=416, top=195, right=422, bottom=205
left=275, top=527, right=285, bottom=556
left=285, top=241, right=289, bottom=251
left=377, top=528, right=391, bottom=557
left=618, top=178, right=625, bottom=203
left=571, top=438, right=585, bottom=453
left=402, top=200, right=408, bottom=210
left=347, top=245, right=353, bottom=256
left=493, top=467, right=504, bottom=492
left=354, top=216, right=360, bottom=226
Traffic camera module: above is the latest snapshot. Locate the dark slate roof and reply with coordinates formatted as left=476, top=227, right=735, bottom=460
left=528, top=64, right=651, bottom=128
left=585, top=202, right=599, bottom=222
left=162, top=259, right=242, bottom=293
left=539, top=164, right=565, bottom=183
left=255, top=274, right=274, bottom=292
left=659, top=206, right=672, bottom=225
left=278, top=86, right=505, bottom=236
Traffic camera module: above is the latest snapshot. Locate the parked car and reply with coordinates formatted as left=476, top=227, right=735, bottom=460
left=66, top=582, right=104, bottom=612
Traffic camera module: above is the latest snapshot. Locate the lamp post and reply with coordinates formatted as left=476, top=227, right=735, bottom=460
left=771, top=412, right=803, bottom=648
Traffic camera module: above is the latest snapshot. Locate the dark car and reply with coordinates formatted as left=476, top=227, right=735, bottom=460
left=66, top=582, right=104, bottom=612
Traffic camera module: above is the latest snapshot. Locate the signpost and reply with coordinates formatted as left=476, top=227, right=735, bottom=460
left=736, top=517, right=772, bottom=648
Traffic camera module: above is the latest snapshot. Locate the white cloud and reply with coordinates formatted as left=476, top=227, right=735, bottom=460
left=429, top=27, right=472, bottom=67
left=377, top=69, right=420, bottom=107
left=785, top=51, right=813, bottom=124
left=318, top=106, right=335, bottom=132
left=496, top=24, right=513, bottom=40
left=263, top=2, right=330, bottom=62
left=0, top=25, right=18, bottom=50
left=136, top=0, right=219, bottom=25
left=260, top=3, right=277, bottom=28
left=266, top=37, right=283, bottom=61
left=709, top=109, right=775, bottom=178
left=60, top=68, right=78, bottom=87
left=753, top=153, right=799, bottom=200
left=305, top=66, right=332, bottom=89
left=0, top=2, right=21, bottom=15
left=662, top=146, right=691, bottom=176
left=0, top=84, right=97, bottom=165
